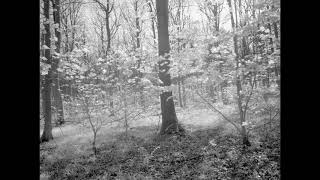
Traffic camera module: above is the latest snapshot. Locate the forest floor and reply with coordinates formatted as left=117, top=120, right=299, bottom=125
left=40, top=104, right=280, bottom=180
left=41, top=104, right=235, bottom=148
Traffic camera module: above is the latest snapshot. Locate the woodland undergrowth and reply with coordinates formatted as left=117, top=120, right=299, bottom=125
left=40, top=122, right=280, bottom=180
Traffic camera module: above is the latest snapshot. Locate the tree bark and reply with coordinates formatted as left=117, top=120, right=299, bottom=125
left=41, top=0, right=53, bottom=143
left=156, top=0, right=182, bottom=135
left=52, top=0, right=65, bottom=126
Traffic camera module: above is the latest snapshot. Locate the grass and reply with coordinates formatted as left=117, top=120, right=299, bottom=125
left=40, top=104, right=280, bottom=180
left=40, top=104, right=234, bottom=146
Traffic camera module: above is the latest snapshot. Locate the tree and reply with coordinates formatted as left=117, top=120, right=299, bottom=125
left=227, top=0, right=250, bottom=147
left=156, top=0, right=183, bottom=135
left=146, top=0, right=157, bottom=46
left=51, top=0, right=65, bottom=126
left=119, top=0, right=146, bottom=107
left=169, top=0, right=188, bottom=108
left=93, top=0, right=117, bottom=115
left=40, top=0, right=54, bottom=142
left=198, top=0, right=226, bottom=104
left=61, top=0, right=83, bottom=53
left=198, top=0, right=223, bottom=33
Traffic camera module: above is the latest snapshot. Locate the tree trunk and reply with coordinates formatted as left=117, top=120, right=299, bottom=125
left=52, top=0, right=65, bottom=126
left=123, top=86, right=128, bottom=138
left=227, top=0, right=250, bottom=147
left=105, top=11, right=111, bottom=52
left=181, top=79, right=186, bottom=107
left=270, top=21, right=280, bottom=88
left=267, top=68, right=270, bottom=88
left=221, top=80, right=228, bottom=105
left=134, top=0, right=145, bottom=107
left=93, top=131, right=97, bottom=155
left=178, top=78, right=183, bottom=107
left=104, top=0, right=114, bottom=115
left=156, top=0, right=183, bottom=135
left=146, top=0, right=157, bottom=45
left=41, top=0, right=53, bottom=143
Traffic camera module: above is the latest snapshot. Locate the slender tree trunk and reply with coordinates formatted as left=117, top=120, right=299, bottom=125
left=151, top=16, right=156, bottom=45
left=156, top=0, right=183, bottom=135
left=146, top=0, right=157, bottom=45
left=221, top=80, right=228, bottom=105
left=267, top=23, right=274, bottom=53
left=147, top=0, right=158, bottom=79
left=52, top=0, right=65, bottom=126
left=181, top=79, right=186, bottom=107
left=227, top=0, right=250, bottom=147
left=93, top=131, right=97, bottom=155
left=134, top=0, right=145, bottom=107
left=84, top=97, right=98, bottom=155
left=104, top=0, right=115, bottom=115
left=41, top=0, right=53, bottom=143
left=267, top=68, right=270, bottom=88
left=265, top=23, right=273, bottom=88
left=272, top=21, right=280, bottom=88
left=70, top=81, right=73, bottom=97
left=71, top=31, right=75, bottom=51
left=123, top=86, right=128, bottom=138
left=105, top=0, right=111, bottom=53
left=178, top=77, right=183, bottom=107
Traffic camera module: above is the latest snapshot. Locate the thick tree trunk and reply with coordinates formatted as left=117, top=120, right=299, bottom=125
left=41, top=0, right=53, bottom=143
left=156, top=0, right=183, bottom=135
left=52, top=0, right=65, bottom=126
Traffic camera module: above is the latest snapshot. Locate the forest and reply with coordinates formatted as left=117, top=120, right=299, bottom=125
left=40, top=0, right=280, bottom=179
